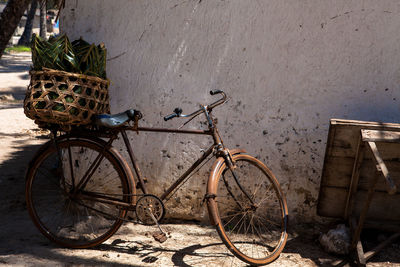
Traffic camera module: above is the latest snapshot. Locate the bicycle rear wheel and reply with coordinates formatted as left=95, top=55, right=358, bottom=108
left=25, top=138, right=134, bottom=248
left=208, top=154, right=288, bottom=265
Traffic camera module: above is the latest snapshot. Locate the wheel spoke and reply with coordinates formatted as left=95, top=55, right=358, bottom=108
left=67, top=146, right=76, bottom=189
left=228, top=211, right=248, bottom=236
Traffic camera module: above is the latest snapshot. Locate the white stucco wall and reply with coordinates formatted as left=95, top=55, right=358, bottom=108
left=61, top=0, right=400, bottom=222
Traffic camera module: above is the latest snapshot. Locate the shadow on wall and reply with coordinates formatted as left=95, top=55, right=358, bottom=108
left=328, top=94, right=399, bottom=124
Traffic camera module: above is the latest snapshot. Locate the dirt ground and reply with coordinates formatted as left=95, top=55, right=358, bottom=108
left=1, top=52, right=399, bottom=266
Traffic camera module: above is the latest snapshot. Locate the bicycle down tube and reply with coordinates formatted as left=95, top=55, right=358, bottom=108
left=118, top=125, right=216, bottom=201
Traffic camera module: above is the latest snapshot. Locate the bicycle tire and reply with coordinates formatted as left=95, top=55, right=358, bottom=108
left=207, top=154, right=288, bottom=265
left=25, top=138, right=135, bottom=248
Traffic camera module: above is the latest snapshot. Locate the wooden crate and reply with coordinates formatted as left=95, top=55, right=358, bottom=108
left=317, top=119, right=400, bottom=221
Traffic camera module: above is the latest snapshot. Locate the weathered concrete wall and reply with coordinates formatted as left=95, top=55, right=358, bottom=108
left=61, top=0, right=400, bottom=222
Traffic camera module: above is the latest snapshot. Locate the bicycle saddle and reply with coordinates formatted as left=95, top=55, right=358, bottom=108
left=94, top=109, right=142, bottom=128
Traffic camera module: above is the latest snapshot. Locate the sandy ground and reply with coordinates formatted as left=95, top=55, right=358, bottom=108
left=0, top=52, right=399, bottom=266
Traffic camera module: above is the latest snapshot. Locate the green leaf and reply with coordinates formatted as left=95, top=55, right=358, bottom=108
left=31, top=34, right=107, bottom=79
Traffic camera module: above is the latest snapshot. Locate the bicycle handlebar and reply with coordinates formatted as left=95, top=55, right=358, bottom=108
left=163, top=90, right=227, bottom=121
left=163, top=113, right=178, bottom=121
left=210, top=90, right=222, bottom=96
left=164, top=108, right=182, bottom=121
left=208, top=90, right=226, bottom=109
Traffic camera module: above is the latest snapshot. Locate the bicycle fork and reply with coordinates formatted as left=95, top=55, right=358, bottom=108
left=218, top=147, right=257, bottom=209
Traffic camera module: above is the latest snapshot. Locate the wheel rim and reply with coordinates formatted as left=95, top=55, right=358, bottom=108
left=214, top=155, right=288, bottom=264
left=26, top=140, right=129, bottom=248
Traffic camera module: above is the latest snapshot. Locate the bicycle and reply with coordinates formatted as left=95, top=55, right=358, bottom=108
left=25, top=90, right=288, bottom=266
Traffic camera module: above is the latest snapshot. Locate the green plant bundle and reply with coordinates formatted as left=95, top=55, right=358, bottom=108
left=31, top=34, right=107, bottom=79
left=72, top=38, right=107, bottom=79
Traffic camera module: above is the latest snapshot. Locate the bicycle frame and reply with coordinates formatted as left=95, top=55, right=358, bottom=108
left=60, top=105, right=229, bottom=210
left=121, top=125, right=216, bottom=201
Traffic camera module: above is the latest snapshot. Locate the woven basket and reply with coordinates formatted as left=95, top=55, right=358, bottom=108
left=24, top=68, right=110, bottom=129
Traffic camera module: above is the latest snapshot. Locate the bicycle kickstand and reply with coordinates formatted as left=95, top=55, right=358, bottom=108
left=146, top=208, right=168, bottom=243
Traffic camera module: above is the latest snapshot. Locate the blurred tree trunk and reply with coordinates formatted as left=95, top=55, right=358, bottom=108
left=18, top=0, right=38, bottom=46
left=0, top=0, right=31, bottom=58
left=39, top=0, right=46, bottom=39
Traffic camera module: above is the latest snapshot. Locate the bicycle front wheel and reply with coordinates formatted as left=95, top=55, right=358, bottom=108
left=208, top=154, right=288, bottom=265
left=25, top=138, right=134, bottom=248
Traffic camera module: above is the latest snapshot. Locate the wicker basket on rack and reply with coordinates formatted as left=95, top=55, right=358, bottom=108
left=24, top=68, right=110, bottom=129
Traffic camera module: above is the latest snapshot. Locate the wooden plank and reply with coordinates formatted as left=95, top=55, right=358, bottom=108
left=318, top=120, right=339, bottom=216
left=356, top=241, right=366, bottom=266
left=352, top=190, right=400, bottom=221
left=321, top=156, right=400, bottom=192
left=345, top=136, right=365, bottom=219
left=330, top=126, right=362, bottom=158
left=349, top=216, right=366, bottom=266
left=367, top=141, right=397, bottom=194
left=362, top=129, right=400, bottom=143
left=351, top=171, right=379, bottom=253
left=324, top=119, right=338, bottom=159
left=358, top=161, right=400, bottom=192
left=317, top=187, right=347, bottom=218
left=325, top=120, right=400, bottom=158
left=367, top=142, right=400, bottom=160
left=320, top=156, right=354, bottom=187
left=331, top=119, right=400, bottom=129
left=330, top=134, right=400, bottom=158
left=318, top=186, right=400, bottom=220
left=364, top=221, right=400, bottom=232
left=364, top=232, right=400, bottom=261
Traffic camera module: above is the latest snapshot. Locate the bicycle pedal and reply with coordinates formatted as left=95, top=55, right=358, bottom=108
left=152, top=232, right=167, bottom=243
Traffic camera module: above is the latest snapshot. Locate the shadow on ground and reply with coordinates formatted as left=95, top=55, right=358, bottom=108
left=286, top=223, right=400, bottom=267
left=0, top=138, right=145, bottom=266
left=1, top=138, right=400, bottom=266
left=0, top=87, right=28, bottom=100
left=0, top=53, right=31, bottom=73
left=97, top=240, right=234, bottom=266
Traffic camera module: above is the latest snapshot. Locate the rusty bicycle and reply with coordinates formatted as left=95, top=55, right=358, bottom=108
left=25, top=90, right=288, bottom=265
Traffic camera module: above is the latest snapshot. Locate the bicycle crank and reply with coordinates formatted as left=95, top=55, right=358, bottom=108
left=135, top=195, right=168, bottom=243
left=147, top=208, right=168, bottom=243
left=135, top=194, right=165, bottom=224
